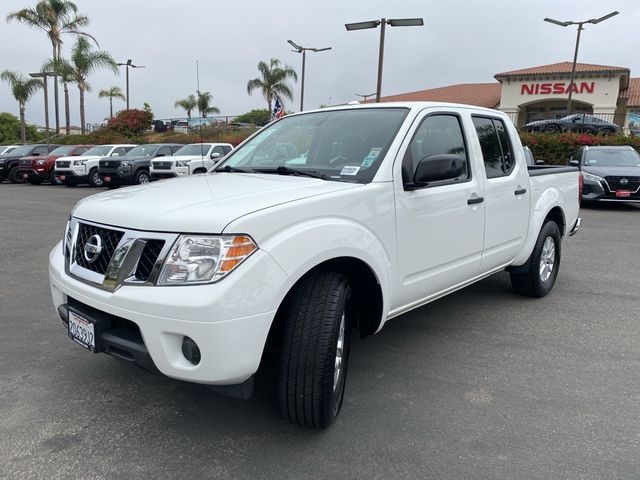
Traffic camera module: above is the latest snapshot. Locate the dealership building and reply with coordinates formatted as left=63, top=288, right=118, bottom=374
left=378, top=62, right=640, bottom=131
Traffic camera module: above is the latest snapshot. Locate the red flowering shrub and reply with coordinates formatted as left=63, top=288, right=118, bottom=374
left=107, top=108, right=153, bottom=136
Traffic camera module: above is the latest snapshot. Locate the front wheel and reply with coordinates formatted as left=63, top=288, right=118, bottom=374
left=88, top=168, right=103, bottom=187
left=278, top=270, right=352, bottom=429
left=510, top=221, right=561, bottom=297
left=134, top=170, right=151, bottom=184
left=8, top=166, right=25, bottom=184
left=50, top=170, right=63, bottom=185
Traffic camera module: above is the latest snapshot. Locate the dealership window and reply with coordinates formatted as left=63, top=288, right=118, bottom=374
left=472, top=116, right=515, bottom=178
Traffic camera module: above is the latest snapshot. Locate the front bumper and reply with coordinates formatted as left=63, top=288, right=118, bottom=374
left=18, top=167, right=49, bottom=181
left=49, top=241, right=287, bottom=385
left=56, top=167, right=87, bottom=182
left=99, top=167, right=133, bottom=184
left=150, top=166, right=189, bottom=179
left=582, top=178, right=640, bottom=202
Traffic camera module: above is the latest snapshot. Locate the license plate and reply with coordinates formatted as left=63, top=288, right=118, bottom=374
left=68, top=311, right=96, bottom=351
left=59, top=175, right=66, bottom=181
left=616, top=190, right=632, bottom=198
left=104, top=176, right=111, bottom=182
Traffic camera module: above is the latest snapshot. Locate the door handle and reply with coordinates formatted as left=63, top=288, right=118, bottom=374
left=467, top=196, right=484, bottom=205
left=514, top=188, right=527, bottom=195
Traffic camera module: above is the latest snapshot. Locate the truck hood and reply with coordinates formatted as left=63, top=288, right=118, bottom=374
left=155, top=154, right=206, bottom=162
left=583, top=165, right=640, bottom=177
left=56, top=155, right=102, bottom=163
left=72, top=173, right=360, bottom=233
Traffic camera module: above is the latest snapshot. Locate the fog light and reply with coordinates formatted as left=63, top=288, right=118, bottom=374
left=181, top=336, right=201, bottom=365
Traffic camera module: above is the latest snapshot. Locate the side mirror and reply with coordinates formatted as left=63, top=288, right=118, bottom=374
left=535, top=160, right=545, bottom=165
left=111, top=152, right=120, bottom=157
left=211, top=152, right=221, bottom=159
left=568, top=159, right=580, bottom=167
left=407, top=154, right=464, bottom=190
left=32, top=152, right=41, bottom=156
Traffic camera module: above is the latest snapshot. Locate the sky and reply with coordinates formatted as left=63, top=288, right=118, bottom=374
left=1, top=0, right=639, bottom=128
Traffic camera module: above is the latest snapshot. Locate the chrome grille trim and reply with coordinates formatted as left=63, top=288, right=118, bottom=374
left=65, top=217, right=178, bottom=292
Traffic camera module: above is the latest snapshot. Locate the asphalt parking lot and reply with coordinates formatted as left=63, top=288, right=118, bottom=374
left=1, top=183, right=639, bottom=479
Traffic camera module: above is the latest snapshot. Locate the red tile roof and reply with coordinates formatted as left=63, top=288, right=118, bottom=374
left=495, top=61, right=629, bottom=77
left=377, top=83, right=502, bottom=108
left=620, top=78, right=640, bottom=107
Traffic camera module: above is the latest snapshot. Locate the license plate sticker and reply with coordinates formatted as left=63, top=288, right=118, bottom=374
left=68, top=311, right=96, bottom=351
left=616, top=190, right=631, bottom=198
left=59, top=175, right=66, bottom=181
left=104, top=176, right=111, bottom=182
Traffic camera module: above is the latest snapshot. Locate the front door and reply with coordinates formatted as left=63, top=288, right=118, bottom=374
left=393, top=111, right=485, bottom=311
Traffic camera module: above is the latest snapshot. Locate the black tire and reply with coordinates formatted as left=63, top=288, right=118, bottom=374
left=50, top=170, right=63, bottom=186
left=8, top=165, right=25, bottom=184
left=134, top=170, right=151, bottom=185
left=510, top=221, right=561, bottom=298
left=28, top=179, right=42, bottom=185
left=88, top=168, right=103, bottom=187
left=278, top=270, right=352, bottom=429
left=544, top=124, right=561, bottom=133
left=193, top=168, right=206, bottom=174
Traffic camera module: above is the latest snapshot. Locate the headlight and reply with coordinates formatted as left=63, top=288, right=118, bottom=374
left=582, top=171, right=604, bottom=183
left=73, top=159, right=87, bottom=166
left=176, top=160, right=190, bottom=167
left=158, top=235, right=257, bottom=285
left=120, top=160, right=130, bottom=167
left=62, top=217, right=71, bottom=254
left=36, top=159, right=46, bottom=165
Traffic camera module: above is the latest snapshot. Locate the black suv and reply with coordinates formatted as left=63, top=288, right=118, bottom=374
left=98, top=143, right=183, bottom=188
left=569, top=145, right=640, bottom=202
left=0, top=144, right=61, bottom=183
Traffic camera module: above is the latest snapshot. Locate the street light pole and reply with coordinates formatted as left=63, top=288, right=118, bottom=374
left=287, top=40, right=332, bottom=111
left=116, top=59, right=146, bottom=110
left=544, top=11, right=619, bottom=115
left=345, top=17, right=423, bottom=103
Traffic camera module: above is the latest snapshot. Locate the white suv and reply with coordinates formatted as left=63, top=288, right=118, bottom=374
left=150, top=143, right=233, bottom=180
left=55, top=144, right=137, bottom=187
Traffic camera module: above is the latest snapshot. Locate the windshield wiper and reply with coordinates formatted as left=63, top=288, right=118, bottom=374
left=216, top=165, right=257, bottom=173
left=256, top=166, right=328, bottom=180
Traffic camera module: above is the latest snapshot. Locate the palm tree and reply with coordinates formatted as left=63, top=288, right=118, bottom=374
left=0, top=71, right=42, bottom=142
left=98, top=86, right=125, bottom=118
left=45, top=58, right=74, bottom=134
left=196, top=91, right=220, bottom=118
left=247, top=58, right=298, bottom=113
left=7, top=0, right=95, bottom=135
left=45, top=37, right=118, bottom=133
left=174, top=94, right=197, bottom=119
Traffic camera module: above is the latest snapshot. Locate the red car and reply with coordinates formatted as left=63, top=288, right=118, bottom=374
left=18, top=145, right=93, bottom=185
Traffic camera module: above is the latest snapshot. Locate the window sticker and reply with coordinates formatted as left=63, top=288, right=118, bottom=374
left=340, top=165, right=360, bottom=176
left=361, top=147, right=382, bottom=167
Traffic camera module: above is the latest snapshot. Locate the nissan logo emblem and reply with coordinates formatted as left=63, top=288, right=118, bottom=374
left=620, top=178, right=629, bottom=185
left=83, top=234, right=103, bottom=263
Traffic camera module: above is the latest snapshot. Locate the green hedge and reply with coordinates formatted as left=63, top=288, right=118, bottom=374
left=519, top=131, right=640, bottom=165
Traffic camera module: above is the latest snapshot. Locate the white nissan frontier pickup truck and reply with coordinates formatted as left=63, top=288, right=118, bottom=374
left=49, top=103, right=581, bottom=429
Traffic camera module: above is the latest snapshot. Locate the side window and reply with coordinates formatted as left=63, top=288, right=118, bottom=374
left=402, top=114, right=469, bottom=186
left=211, top=146, right=225, bottom=156
left=157, top=147, right=171, bottom=156
left=222, top=145, right=232, bottom=155
left=112, top=147, right=126, bottom=156
left=34, top=146, right=49, bottom=155
left=170, top=146, right=182, bottom=154
left=74, top=147, right=88, bottom=155
left=472, top=116, right=515, bottom=178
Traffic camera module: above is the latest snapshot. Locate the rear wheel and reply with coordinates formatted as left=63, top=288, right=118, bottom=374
left=134, top=170, right=151, bottom=184
left=544, top=124, right=561, bottom=133
left=510, top=221, right=561, bottom=297
left=88, top=168, right=103, bottom=187
left=278, top=270, right=352, bottom=429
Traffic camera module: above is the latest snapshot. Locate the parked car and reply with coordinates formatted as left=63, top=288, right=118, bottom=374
left=50, top=103, right=580, bottom=429
left=172, top=120, right=189, bottom=134
left=0, top=145, right=22, bottom=156
left=98, top=143, right=183, bottom=188
left=569, top=145, right=640, bottom=202
left=55, top=144, right=137, bottom=187
left=18, top=145, right=93, bottom=185
left=0, top=144, right=61, bottom=183
left=524, top=113, right=619, bottom=134
left=150, top=143, right=233, bottom=180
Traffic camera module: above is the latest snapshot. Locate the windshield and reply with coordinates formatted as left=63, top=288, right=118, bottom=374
left=49, top=146, right=77, bottom=156
left=83, top=145, right=113, bottom=156
left=584, top=149, right=640, bottom=167
left=6, top=145, right=36, bottom=156
left=217, top=108, right=408, bottom=183
left=1, top=146, right=17, bottom=156
left=126, top=145, right=157, bottom=157
left=174, top=144, right=211, bottom=156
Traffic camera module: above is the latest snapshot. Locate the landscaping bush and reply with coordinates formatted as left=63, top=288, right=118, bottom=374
left=519, top=131, right=640, bottom=164
left=107, top=108, right=153, bottom=137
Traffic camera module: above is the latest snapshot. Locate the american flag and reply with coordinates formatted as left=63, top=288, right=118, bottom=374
left=271, top=96, right=284, bottom=120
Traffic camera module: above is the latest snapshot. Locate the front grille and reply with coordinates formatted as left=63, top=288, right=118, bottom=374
left=74, top=223, right=124, bottom=274
left=134, top=240, right=165, bottom=281
left=99, top=160, right=120, bottom=169
left=19, top=159, right=33, bottom=167
left=57, top=161, right=71, bottom=168
left=153, top=162, right=172, bottom=170
left=605, top=176, right=640, bottom=191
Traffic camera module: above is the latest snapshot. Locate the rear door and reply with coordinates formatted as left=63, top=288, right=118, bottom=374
left=472, top=115, right=529, bottom=271
left=393, top=109, right=485, bottom=310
